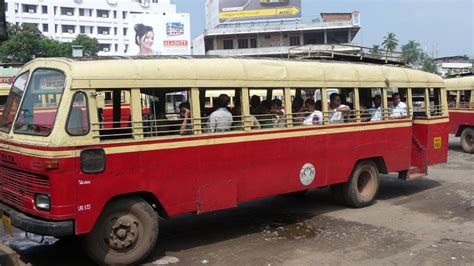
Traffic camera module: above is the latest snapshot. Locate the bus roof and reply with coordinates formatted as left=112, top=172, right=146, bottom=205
left=24, top=57, right=445, bottom=89
left=444, top=75, right=474, bottom=90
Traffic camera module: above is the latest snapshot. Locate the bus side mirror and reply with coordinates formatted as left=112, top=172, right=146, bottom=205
left=80, top=148, right=105, bottom=174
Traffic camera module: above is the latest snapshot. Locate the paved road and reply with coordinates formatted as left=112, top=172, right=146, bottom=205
left=1, top=136, right=473, bottom=265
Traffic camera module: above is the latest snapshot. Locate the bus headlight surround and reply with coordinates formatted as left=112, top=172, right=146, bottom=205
left=35, top=193, right=51, bottom=211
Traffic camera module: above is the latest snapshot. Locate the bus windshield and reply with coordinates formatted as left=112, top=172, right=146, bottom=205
left=0, top=72, right=29, bottom=133
left=12, top=69, right=65, bottom=136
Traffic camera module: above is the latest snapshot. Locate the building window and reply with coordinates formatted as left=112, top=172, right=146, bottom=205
left=223, top=39, right=233, bottom=49
left=123, top=28, right=128, bottom=36
left=80, top=26, right=85, bottom=34
left=97, top=9, right=109, bottom=18
left=238, top=39, right=249, bottom=49
left=54, top=24, right=58, bottom=33
left=265, top=35, right=271, bottom=39
left=22, top=4, right=37, bottom=14
left=42, top=24, right=49, bottom=32
left=98, top=27, right=110, bottom=35
left=41, top=5, right=47, bottom=14
left=14, top=3, right=18, bottom=14
left=283, top=33, right=288, bottom=38
left=122, top=11, right=127, bottom=19
left=115, top=44, right=118, bottom=52
left=113, top=11, right=117, bottom=19
left=62, top=25, right=75, bottom=34
left=99, top=44, right=111, bottom=52
left=54, top=6, right=57, bottom=15
left=290, top=36, right=300, bottom=46
left=124, top=44, right=128, bottom=53
left=250, top=38, right=257, bottom=48
left=114, top=27, right=117, bottom=35
left=61, top=7, right=74, bottom=16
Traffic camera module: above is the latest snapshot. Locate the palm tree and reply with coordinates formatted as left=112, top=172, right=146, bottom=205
left=369, top=45, right=382, bottom=59
left=420, top=53, right=439, bottom=74
left=382, top=32, right=399, bottom=58
left=402, top=40, right=422, bottom=66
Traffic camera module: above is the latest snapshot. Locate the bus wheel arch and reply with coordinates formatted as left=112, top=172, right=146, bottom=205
left=82, top=195, right=160, bottom=265
left=460, top=127, right=474, bottom=153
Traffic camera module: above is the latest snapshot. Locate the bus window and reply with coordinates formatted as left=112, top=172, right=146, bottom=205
left=200, top=88, right=241, bottom=133
left=327, top=89, right=354, bottom=124
left=66, top=92, right=90, bottom=136
left=460, top=90, right=471, bottom=108
left=96, top=89, right=132, bottom=140
left=358, top=88, right=383, bottom=122
left=140, top=88, right=192, bottom=137
left=411, top=88, right=427, bottom=118
left=14, top=69, right=65, bottom=136
left=429, top=88, right=442, bottom=117
left=291, top=88, right=322, bottom=126
left=249, top=88, right=285, bottom=129
left=388, top=88, right=409, bottom=119
left=447, top=91, right=457, bottom=108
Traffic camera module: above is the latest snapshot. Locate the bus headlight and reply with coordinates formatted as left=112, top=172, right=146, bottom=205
left=35, top=194, right=51, bottom=211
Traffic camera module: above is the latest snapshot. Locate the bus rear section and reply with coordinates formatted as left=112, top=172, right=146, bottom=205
left=445, top=76, right=474, bottom=153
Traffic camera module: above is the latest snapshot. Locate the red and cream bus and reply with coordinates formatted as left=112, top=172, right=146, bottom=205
left=445, top=75, right=474, bottom=153
left=0, top=57, right=448, bottom=265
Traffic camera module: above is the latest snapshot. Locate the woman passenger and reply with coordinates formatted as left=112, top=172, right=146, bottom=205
left=303, top=99, right=323, bottom=125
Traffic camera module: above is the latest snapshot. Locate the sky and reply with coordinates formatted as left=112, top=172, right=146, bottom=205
left=173, top=0, right=474, bottom=57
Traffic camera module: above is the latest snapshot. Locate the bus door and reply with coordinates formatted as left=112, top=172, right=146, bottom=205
left=410, top=88, right=448, bottom=178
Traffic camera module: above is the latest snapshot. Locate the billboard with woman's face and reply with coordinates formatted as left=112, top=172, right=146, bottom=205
left=127, top=14, right=191, bottom=56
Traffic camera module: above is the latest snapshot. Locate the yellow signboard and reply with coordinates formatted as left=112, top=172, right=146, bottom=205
left=434, top=137, right=442, bottom=149
left=219, top=6, right=300, bottom=20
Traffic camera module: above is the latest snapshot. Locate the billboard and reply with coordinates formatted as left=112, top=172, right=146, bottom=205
left=127, top=14, right=191, bottom=56
left=218, top=0, right=301, bottom=24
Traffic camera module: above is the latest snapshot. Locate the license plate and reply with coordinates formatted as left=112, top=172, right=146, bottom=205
left=2, top=214, right=13, bottom=236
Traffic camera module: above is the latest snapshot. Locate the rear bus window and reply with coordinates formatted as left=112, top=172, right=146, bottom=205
left=14, top=69, right=65, bottom=136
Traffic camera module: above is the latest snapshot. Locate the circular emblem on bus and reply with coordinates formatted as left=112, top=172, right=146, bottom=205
left=300, top=163, right=316, bottom=186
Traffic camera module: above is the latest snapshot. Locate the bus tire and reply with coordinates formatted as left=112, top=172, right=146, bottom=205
left=342, top=161, right=380, bottom=208
left=460, top=128, right=474, bottom=153
left=82, top=196, right=159, bottom=265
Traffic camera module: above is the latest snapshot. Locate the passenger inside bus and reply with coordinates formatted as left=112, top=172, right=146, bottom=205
left=271, top=99, right=285, bottom=128
left=303, top=98, right=323, bottom=125
left=328, top=93, right=351, bottom=123
left=250, top=95, right=261, bottom=115
left=209, top=94, right=233, bottom=132
left=369, top=95, right=382, bottom=121
left=389, top=93, right=408, bottom=118
left=232, top=103, right=261, bottom=130
left=178, top=102, right=192, bottom=135
left=292, top=97, right=305, bottom=126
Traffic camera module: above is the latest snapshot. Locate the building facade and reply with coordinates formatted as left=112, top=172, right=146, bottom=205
left=433, top=56, right=473, bottom=77
left=194, top=11, right=361, bottom=57
left=4, top=0, right=179, bottom=55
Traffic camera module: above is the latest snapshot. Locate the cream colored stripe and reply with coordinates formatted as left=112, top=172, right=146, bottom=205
left=104, top=122, right=413, bottom=155
left=412, top=118, right=449, bottom=125
left=0, top=121, right=413, bottom=158
left=449, top=110, right=474, bottom=114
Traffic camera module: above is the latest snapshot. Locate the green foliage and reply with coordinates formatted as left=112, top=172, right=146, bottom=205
left=72, top=34, right=99, bottom=56
left=401, top=40, right=423, bottom=65
left=420, top=54, right=438, bottom=74
left=0, top=23, right=100, bottom=63
left=369, top=45, right=382, bottom=59
left=382, top=32, right=399, bottom=53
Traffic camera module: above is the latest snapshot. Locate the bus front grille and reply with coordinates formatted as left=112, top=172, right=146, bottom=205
left=0, top=166, right=50, bottom=209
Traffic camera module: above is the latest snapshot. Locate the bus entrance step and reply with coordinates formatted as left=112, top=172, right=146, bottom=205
left=399, top=167, right=427, bottom=181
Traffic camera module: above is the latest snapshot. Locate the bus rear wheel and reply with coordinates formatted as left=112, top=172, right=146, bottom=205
left=460, top=128, right=474, bottom=153
left=82, top=196, right=159, bottom=265
left=341, top=161, right=380, bottom=208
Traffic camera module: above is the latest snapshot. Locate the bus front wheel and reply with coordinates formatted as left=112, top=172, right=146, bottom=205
left=341, top=161, right=380, bottom=208
left=82, top=196, right=159, bottom=265
left=460, top=128, right=474, bottom=153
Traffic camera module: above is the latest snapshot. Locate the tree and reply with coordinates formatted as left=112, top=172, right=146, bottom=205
left=369, top=45, right=382, bottom=59
left=382, top=32, right=399, bottom=57
left=420, top=53, right=438, bottom=74
left=402, top=40, right=422, bottom=66
left=39, top=38, right=72, bottom=58
left=0, top=23, right=44, bottom=63
left=72, top=34, right=99, bottom=56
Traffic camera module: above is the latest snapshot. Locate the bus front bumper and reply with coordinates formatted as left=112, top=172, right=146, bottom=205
left=0, top=203, right=74, bottom=237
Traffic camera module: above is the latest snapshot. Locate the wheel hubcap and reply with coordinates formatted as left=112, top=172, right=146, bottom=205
left=105, top=215, right=140, bottom=252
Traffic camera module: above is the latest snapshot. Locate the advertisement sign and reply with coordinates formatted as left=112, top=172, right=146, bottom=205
left=219, top=0, right=301, bottom=24
left=127, top=14, right=191, bottom=56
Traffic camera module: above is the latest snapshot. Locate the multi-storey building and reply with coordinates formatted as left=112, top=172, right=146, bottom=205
left=4, top=0, right=178, bottom=55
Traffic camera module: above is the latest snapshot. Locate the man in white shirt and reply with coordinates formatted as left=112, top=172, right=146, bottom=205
left=303, top=98, right=323, bottom=125
left=328, top=93, right=350, bottom=123
left=209, top=94, right=233, bottom=132
left=370, top=95, right=382, bottom=121
left=389, top=93, right=408, bottom=118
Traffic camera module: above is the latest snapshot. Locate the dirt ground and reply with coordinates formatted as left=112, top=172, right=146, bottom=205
left=1, top=136, right=473, bottom=266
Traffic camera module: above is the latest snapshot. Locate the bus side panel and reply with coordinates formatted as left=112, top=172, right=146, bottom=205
left=426, top=122, right=449, bottom=165
left=448, top=111, right=474, bottom=135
